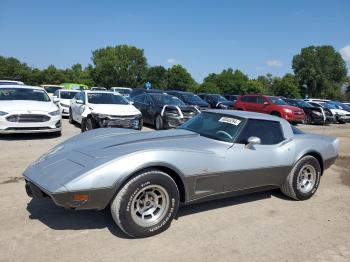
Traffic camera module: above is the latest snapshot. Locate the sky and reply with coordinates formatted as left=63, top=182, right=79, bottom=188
left=0, top=0, right=349, bottom=82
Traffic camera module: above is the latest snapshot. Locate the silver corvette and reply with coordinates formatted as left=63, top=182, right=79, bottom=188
left=23, top=110, right=339, bottom=237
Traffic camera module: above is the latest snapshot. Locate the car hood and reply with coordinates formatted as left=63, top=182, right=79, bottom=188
left=88, top=104, right=141, bottom=116
left=328, top=108, right=349, bottom=115
left=0, top=100, right=58, bottom=113
left=23, top=128, right=224, bottom=192
left=59, top=99, right=72, bottom=105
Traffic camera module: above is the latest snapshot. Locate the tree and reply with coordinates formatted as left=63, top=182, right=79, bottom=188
left=292, top=45, right=347, bottom=99
left=40, top=65, right=66, bottom=84
left=145, top=66, right=168, bottom=89
left=167, top=65, right=196, bottom=91
left=202, top=68, right=249, bottom=94
left=271, top=74, right=301, bottom=98
left=91, top=45, right=147, bottom=87
left=0, top=56, right=32, bottom=84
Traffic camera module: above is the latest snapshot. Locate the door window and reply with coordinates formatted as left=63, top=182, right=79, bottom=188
left=236, top=119, right=285, bottom=145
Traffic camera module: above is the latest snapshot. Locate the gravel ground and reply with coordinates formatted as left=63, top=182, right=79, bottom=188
left=0, top=119, right=349, bottom=262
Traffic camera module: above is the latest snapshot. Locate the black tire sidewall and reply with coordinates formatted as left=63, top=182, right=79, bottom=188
left=155, top=115, right=163, bottom=130
left=118, top=172, right=179, bottom=237
left=292, top=156, right=321, bottom=200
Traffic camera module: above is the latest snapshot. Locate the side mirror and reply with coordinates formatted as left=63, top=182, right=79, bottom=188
left=246, top=136, right=261, bottom=149
left=52, top=97, right=59, bottom=103
left=76, top=100, right=84, bottom=104
left=129, top=101, right=134, bottom=105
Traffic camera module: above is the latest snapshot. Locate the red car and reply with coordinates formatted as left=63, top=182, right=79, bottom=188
left=234, top=95, right=305, bottom=123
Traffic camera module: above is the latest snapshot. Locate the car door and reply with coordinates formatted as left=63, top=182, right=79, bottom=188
left=243, top=96, right=258, bottom=111
left=223, top=119, right=295, bottom=192
left=144, top=95, right=157, bottom=123
left=133, top=94, right=149, bottom=123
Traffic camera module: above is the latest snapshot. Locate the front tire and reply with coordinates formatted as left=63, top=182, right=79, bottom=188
left=155, top=115, right=164, bottom=130
left=81, top=117, right=97, bottom=132
left=69, top=109, right=74, bottom=124
left=281, top=155, right=321, bottom=200
left=110, top=169, right=180, bottom=238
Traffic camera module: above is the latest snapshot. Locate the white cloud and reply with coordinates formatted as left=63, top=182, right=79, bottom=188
left=266, top=60, right=283, bottom=67
left=340, top=45, right=350, bottom=62
left=167, top=58, right=176, bottom=64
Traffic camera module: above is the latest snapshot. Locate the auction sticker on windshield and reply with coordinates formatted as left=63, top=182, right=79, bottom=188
left=218, top=117, right=241, bottom=125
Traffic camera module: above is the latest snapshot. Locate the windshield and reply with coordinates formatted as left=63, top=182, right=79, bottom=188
left=180, top=112, right=245, bottom=143
left=152, top=94, right=185, bottom=106
left=322, top=102, right=337, bottom=109
left=44, top=86, right=62, bottom=93
left=328, top=101, right=350, bottom=111
left=87, top=93, right=129, bottom=105
left=269, top=97, right=288, bottom=105
left=60, top=91, right=78, bottom=99
left=0, top=88, right=51, bottom=102
left=296, top=100, right=313, bottom=108
left=211, top=94, right=227, bottom=102
left=114, top=89, right=131, bottom=95
left=181, top=93, right=205, bottom=103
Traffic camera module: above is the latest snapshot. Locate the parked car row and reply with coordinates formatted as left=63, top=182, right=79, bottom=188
left=1, top=82, right=350, bottom=135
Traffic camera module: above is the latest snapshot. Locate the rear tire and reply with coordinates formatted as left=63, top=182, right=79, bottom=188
left=110, top=169, right=180, bottom=238
left=281, top=155, right=321, bottom=200
left=304, top=114, right=312, bottom=125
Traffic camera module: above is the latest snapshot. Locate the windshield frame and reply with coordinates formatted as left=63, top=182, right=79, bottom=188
left=179, top=111, right=246, bottom=143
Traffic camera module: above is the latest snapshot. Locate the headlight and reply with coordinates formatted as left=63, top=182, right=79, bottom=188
left=312, top=111, right=322, bottom=116
left=284, top=109, right=292, bottom=114
left=92, top=113, right=108, bottom=118
left=336, top=112, right=345, bottom=116
left=60, top=103, right=69, bottom=108
left=0, top=111, right=9, bottom=116
left=49, top=110, right=60, bottom=116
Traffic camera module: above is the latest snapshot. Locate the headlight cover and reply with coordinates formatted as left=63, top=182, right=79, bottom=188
left=92, top=113, right=108, bottom=118
left=60, top=103, right=69, bottom=108
left=49, top=110, right=60, bottom=116
left=284, top=108, right=293, bottom=114
left=0, top=111, right=9, bottom=116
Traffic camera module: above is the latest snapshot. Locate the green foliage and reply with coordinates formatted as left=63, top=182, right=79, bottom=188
left=0, top=44, right=348, bottom=99
left=92, top=45, right=147, bottom=88
left=167, top=65, right=197, bottom=91
left=202, top=68, right=249, bottom=94
left=145, top=66, right=168, bottom=89
left=271, top=74, right=301, bottom=98
left=292, top=45, right=347, bottom=99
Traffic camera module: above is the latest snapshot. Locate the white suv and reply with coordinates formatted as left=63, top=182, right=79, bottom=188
left=53, top=89, right=79, bottom=116
left=0, top=85, right=62, bottom=134
left=69, top=91, right=142, bottom=131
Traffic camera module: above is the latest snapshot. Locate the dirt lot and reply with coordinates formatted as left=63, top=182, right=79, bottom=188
left=0, top=120, right=349, bottom=262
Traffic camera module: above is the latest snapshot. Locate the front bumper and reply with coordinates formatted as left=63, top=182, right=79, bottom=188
left=59, top=106, right=70, bottom=116
left=25, top=180, right=115, bottom=210
left=0, top=113, right=62, bottom=134
left=337, top=114, right=350, bottom=123
left=93, top=114, right=142, bottom=130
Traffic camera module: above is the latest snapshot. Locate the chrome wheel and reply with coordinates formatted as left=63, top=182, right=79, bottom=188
left=131, top=185, right=169, bottom=227
left=297, top=164, right=316, bottom=193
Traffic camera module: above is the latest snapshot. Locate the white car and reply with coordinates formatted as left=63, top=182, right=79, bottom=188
left=306, top=100, right=350, bottom=123
left=0, top=85, right=62, bottom=134
left=69, top=91, right=142, bottom=131
left=0, top=80, right=24, bottom=85
left=53, top=89, right=79, bottom=116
